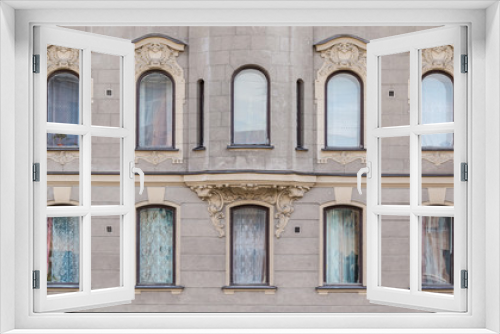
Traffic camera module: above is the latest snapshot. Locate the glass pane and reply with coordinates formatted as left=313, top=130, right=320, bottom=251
left=232, top=206, right=268, bottom=285
left=421, top=134, right=454, bottom=205
left=92, top=216, right=122, bottom=290
left=324, top=207, right=361, bottom=285
left=233, top=69, right=268, bottom=145
left=326, top=73, right=362, bottom=148
left=381, top=136, right=410, bottom=205
left=47, top=45, right=80, bottom=125
left=91, top=136, right=121, bottom=205
left=47, top=216, right=81, bottom=295
left=380, top=52, right=410, bottom=127
left=91, top=52, right=121, bottom=127
left=138, top=207, right=175, bottom=286
left=380, top=215, right=410, bottom=289
left=420, top=45, right=454, bottom=128
left=47, top=133, right=80, bottom=206
left=420, top=216, right=454, bottom=295
left=138, top=72, right=174, bottom=149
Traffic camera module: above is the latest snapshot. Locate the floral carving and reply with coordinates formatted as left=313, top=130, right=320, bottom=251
left=47, top=45, right=80, bottom=76
left=190, top=184, right=310, bottom=238
left=318, top=151, right=367, bottom=165
left=318, top=42, right=366, bottom=78
left=47, top=151, right=79, bottom=166
left=422, top=45, right=454, bottom=75
left=135, top=151, right=183, bottom=165
left=135, top=42, right=183, bottom=79
left=422, top=151, right=454, bottom=166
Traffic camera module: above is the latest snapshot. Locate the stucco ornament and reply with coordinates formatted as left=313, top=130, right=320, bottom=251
left=422, top=151, right=454, bottom=166
left=319, top=42, right=366, bottom=78
left=47, top=45, right=80, bottom=76
left=421, top=45, right=454, bottom=76
left=318, top=151, right=367, bottom=165
left=135, top=151, right=183, bottom=165
left=47, top=151, right=79, bottom=166
left=135, top=42, right=183, bottom=78
left=190, top=184, right=310, bottom=238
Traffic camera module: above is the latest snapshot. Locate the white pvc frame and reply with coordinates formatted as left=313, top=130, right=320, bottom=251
left=2, top=2, right=498, bottom=333
left=33, top=26, right=136, bottom=312
left=366, top=25, right=467, bottom=312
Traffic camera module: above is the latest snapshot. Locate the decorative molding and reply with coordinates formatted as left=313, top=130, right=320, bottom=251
left=422, top=151, right=454, bottom=166
left=189, top=184, right=310, bottom=238
left=135, top=36, right=186, bottom=164
left=47, top=151, right=79, bottom=166
left=135, top=151, right=183, bottom=165
left=318, top=151, right=366, bottom=165
left=47, top=45, right=80, bottom=76
left=314, top=36, right=367, bottom=164
left=422, top=45, right=454, bottom=76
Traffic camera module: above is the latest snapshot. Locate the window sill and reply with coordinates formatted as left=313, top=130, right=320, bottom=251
left=47, top=147, right=79, bottom=151
left=221, top=285, right=277, bottom=294
left=227, top=145, right=274, bottom=150
left=315, top=285, right=366, bottom=295
left=135, top=285, right=185, bottom=295
left=295, top=147, right=309, bottom=151
left=322, top=147, right=366, bottom=151
left=422, top=286, right=453, bottom=294
left=135, top=148, right=179, bottom=152
left=192, top=146, right=206, bottom=151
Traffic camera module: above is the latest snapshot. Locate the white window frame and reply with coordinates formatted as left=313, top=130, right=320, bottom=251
left=1, top=2, right=498, bottom=333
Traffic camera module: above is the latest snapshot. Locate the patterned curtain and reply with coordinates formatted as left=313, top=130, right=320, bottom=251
left=422, top=217, right=453, bottom=286
left=139, top=207, right=174, bottom=285
left=325, top=207, right=360, bottom=284
left=138, top=72, right=173, bottom=148
left=232, top=207, right=267, bottom=285
left=47, top=217, right=80, bottom=283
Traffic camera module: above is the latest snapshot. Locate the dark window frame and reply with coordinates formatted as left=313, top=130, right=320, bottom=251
left=296, top=79, right=306, bottom=150
left=193, top=79, right=205, bottom=151
left=136, top=205, right=177, bottom=288
left=421, top=70, right=454, bottom=151
left=323, top=205, right=363, bottom=287
left=230, top=205, right=270, bottom=286
left=230, top=65, right=271, bottom=147
left=47, top=69, right=80, bottom=151
left=324, top=70, right=364, bottom=151
left=136, top=70, right=177, bottom=151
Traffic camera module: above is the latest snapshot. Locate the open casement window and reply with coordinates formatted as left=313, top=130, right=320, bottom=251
left=364, top=25, right=467, bottom=312
left=33, top=26, right=141, bottom=312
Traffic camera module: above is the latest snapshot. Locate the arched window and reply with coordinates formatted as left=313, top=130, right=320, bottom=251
left=47, top=71, right=79, bottom=149
left=230, top=205, right=269, bottom=285
left=421, top=71, right=454, bottom=149
left=324, top=206, right=362, bottom=285
left=136, top=206, right=175, bottom=286
left=47, top=216, right=80, bottom=287
left=137, top=71, right=175, bottom=150
left=325, top=71, right=363, bottom=149
left=232, top=67, right=270, bottom=146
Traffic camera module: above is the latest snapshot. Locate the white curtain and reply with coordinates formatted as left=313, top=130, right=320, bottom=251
left=325, top=208, right=360, bottom=284
left=47, top=217, right=80, bottom=283
left=139, top=207, right=174, bottom=285
left=232, top=207, right=267, bottom=285
left=422, top=217, right=453, bottom=286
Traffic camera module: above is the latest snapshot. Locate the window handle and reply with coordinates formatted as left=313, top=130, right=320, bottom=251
left=129, top=161, right=145, bottom=195
left=357, top=162, right=371, bottom=195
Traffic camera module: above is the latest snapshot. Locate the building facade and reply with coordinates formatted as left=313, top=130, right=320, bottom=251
left=45, top=26, right=454, bottom=312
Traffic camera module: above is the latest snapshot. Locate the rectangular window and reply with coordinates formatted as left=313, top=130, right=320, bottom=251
left=296, top=79, right=304, bottom=149
left=231, top=206, right=269, bottom=285
left=195, top=79, right=205, bottom=149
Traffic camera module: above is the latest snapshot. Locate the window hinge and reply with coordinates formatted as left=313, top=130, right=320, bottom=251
left=461, top=162, right=468, bottom=181
left=461, top=54, right=468, bottom=73
left=33, top=54, right=40, bottom=73
left=461, top=270, right=468, bottom=289
left=33, top=163, right=40, bottom=182
left=33, top=270, right=40, bottom=289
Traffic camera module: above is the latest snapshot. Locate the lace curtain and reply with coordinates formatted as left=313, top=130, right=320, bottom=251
left=138, top=72, right=174, bottom=148
left=139, top=207, right=174, bottom=285
left=47, top=217, right=80, bottom=283
left=422, top=217, right=453, bottom=286
left=325, top=207, right=360, bottom=284
left=232, top=207, right=267, bottom=285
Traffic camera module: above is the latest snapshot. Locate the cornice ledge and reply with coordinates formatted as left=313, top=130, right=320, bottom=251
left=188, top=183, right=311, bottom=238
